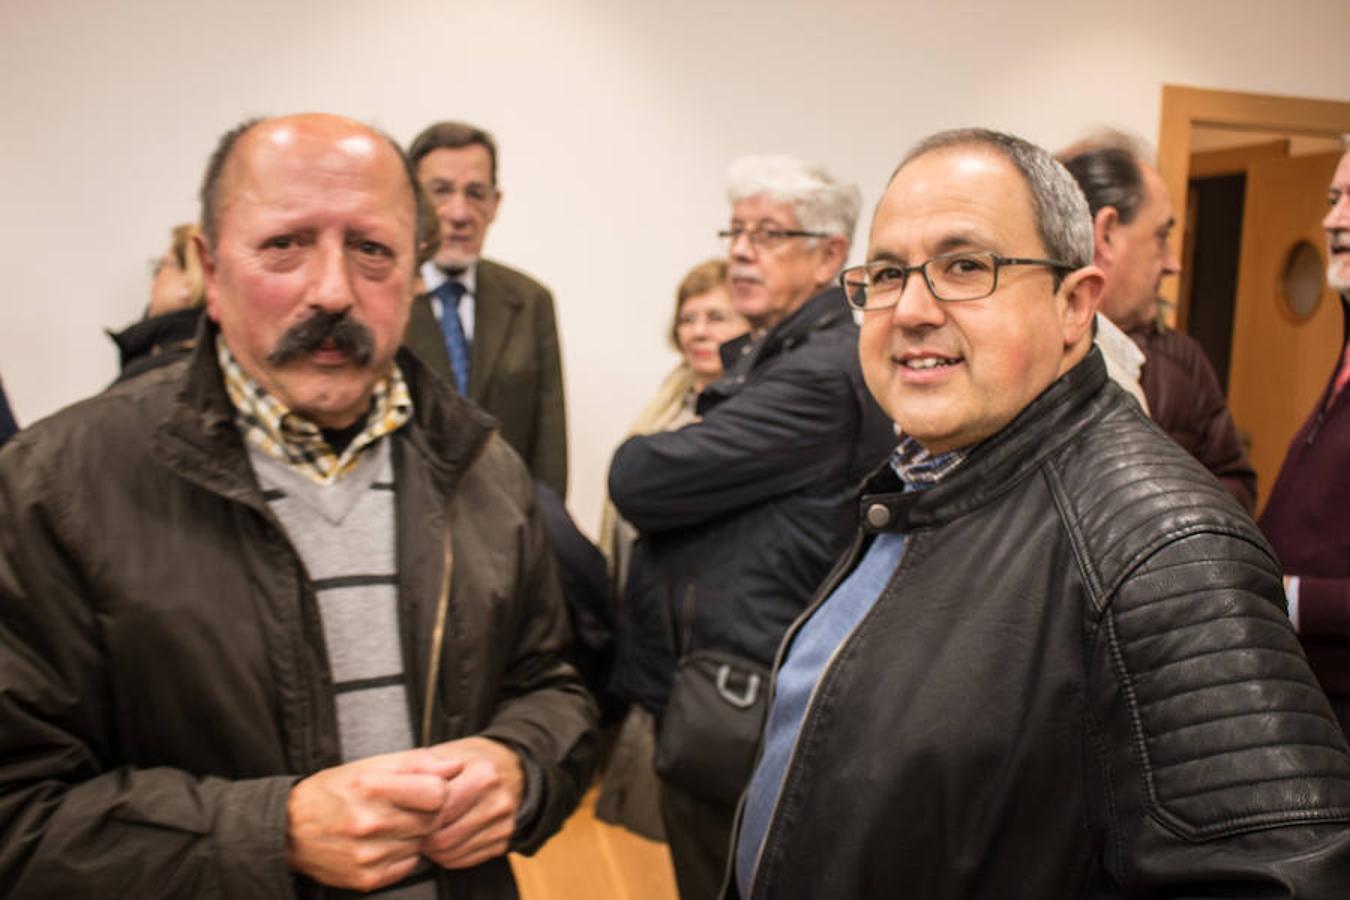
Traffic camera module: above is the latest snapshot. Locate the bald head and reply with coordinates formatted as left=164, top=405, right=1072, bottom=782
left=200, top=114, right=422, bottom=251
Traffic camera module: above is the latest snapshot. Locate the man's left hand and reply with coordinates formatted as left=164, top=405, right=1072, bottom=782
left=420, top=736, right=525, bottom=869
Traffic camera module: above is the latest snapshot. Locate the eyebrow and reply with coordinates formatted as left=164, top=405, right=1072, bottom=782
left=731, top=218, right=792, bottom=229
left=867, top=232, right=990, bottom=263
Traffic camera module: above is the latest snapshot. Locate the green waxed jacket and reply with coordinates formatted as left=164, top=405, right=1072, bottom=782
left=0, top=330, right=597, bottom=899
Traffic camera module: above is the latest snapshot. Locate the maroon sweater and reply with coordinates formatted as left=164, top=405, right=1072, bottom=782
left=1259, top=295, right=1350, bottom=731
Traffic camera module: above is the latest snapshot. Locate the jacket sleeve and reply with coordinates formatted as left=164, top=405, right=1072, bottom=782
left=1299, top=576, right=1350, bottom=640
left=1089, top=526, right=1350, bottom=895
left=528, top=286, right=569, bottom=499
left=476, top=475, right=597, bottom=854
left=1182, top=345, right=1257, bottom=513
left=0, top=436, right=298, bottom=899
left=608, top=356, right=861, bottom=533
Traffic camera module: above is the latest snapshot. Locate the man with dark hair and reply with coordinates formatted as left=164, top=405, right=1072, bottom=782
left=0, top=113, right=596, bottom=899
left=728, top=128, right=1350, bottom=898
left=1061, top=134, right=1258, bottom=511
left=403, top=120, right=568, bottom=496
left=1259, top=145, right=1350, bottom=739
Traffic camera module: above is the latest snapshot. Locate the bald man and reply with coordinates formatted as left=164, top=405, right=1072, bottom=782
left=0, top=114, right=596, bottom=899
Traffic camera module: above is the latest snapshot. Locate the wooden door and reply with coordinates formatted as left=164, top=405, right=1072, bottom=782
left=1227, top=151, right=1343, bottom=515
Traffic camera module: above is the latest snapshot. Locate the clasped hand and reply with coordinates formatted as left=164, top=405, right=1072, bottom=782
left=286, top=737, right=524, bottom=892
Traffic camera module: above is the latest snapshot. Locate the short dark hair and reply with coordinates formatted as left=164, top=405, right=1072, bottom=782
left=1058, top=140, right=1146, bottom=225
left=198, top=118, right=262, bottom=250
left=407, top=121, right=499, bottom=185
left=897, top=128, right=1094, bottom=273
left=197, top=116, right=434, bottom=256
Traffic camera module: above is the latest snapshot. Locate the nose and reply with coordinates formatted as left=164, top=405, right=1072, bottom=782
left=730, top=230, right=757, bottom=262
left=888, top=269, right=946, bottom=331
left=442, top=191, right=472, bottom=224
left=311, top=236, right=356, bottom=313
left=1325, top=192, right=1350, bottom=232
left=1161, top=239, right=1181, bottom=276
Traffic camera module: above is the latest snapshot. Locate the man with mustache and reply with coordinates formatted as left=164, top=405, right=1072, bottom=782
left=609, top=155, right=893, bottom=899
left=1259, top=143, right=1350, bottom=740
left=730, top=128, right=1350, bottom=898
left=0, top=113, right=596, bottom=899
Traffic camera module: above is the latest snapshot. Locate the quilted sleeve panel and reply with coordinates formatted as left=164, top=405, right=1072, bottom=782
left=1106, top=528, right=1350, bottom=838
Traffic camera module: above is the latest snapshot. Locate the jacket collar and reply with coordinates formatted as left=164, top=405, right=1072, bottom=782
left=708, top=286, right=850, bottom=409
left=153, top=317, right=497, bottom=507
left=719, top=286, right=850, bottom=369
left=858, top=346, right=1111, bottom=533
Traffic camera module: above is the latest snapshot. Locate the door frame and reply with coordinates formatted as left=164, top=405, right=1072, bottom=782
left=1156, top=84, right=1350, bottom=329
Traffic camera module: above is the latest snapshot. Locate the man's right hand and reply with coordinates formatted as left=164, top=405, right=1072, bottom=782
left=286, top=749, right=463, bottom=892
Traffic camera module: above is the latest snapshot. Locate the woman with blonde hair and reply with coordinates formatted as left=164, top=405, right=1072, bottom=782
left=109, top=223, right=208, bottom=382
left=596, top=258, right=749, bottom=840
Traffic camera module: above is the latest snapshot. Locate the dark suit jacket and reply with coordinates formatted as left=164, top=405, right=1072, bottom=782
left=404, top=258, right=568, bottom=495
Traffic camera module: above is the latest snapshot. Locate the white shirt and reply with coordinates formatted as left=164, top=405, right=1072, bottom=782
left=1094, top=313, right=1149, bottom=414
left=420, top=261, right=478, bottom=342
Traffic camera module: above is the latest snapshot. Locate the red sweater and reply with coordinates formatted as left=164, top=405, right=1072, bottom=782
left=1259, top=295, right=1350, bottom=730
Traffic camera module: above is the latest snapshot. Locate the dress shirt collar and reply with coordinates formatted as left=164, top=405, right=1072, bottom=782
left=216, top=335, right=412, bottom=485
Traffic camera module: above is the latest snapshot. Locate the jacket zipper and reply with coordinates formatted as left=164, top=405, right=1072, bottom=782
left=420, top=527, right=455, bottom=746
left=734, top=527, right=874, bottom=898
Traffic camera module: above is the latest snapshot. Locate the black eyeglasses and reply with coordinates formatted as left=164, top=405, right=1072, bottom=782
left=839, top=251, right=1075, bottom=310
left=718, top=226, right=827, bottom=249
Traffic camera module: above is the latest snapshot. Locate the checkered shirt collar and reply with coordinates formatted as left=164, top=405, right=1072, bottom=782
left=216, top=337, right=412, bottom=485
left=890, top=434, right=966, bottom=491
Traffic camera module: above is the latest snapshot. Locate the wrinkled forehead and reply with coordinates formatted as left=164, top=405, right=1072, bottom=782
left=731, top=193, right=801, bottom=226
left=1332, top=151, right=1350, bottom=191
left=873, top=147, right=1036, bottom=251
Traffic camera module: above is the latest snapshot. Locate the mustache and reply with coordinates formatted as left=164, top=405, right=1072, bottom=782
left=728, top=264, right=763, bottom=284
left=267, top=310, right=375, bottom=367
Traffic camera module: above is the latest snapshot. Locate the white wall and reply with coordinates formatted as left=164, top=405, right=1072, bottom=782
left=3, top=0, right=1349, bottom=535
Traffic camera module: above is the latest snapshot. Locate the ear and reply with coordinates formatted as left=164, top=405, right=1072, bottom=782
left=1057, top=264, right=1104, bottom=349
left=485, top=187, right=502, bottom=227
left=812, top=235, right=849, bottom=286
left=195, top=232, right=223, bottom=324
left=1092, top=206, right=1119, bottom=264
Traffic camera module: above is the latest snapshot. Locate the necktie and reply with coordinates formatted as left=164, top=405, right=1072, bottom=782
left=433, top=280, right=471, bottom=393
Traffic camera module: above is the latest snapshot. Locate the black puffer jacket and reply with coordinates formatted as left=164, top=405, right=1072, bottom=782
left=732, top=349, right=1350, bottom=899
left=608, top=289, right=894, bottom=714
left=0, top=336, right=598, bottom=899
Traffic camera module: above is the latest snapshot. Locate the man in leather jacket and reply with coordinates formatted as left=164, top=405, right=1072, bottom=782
left=730, top=129, right=1350, bottom=899
left=0, top=114, right=596, bottom=899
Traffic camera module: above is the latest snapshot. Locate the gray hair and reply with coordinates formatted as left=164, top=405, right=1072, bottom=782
left=898, top=128, right=1094, bottom=272
left=727, top=155, right=861, bottom=248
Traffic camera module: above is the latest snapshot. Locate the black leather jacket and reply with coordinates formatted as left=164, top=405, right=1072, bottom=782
left=732, top=349, right=1350, bottom=899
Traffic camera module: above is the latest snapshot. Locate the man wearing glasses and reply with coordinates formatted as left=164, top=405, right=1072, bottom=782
left=403, top=121, right=568, bottom=497
left=731, top=129, right=1350, bottom=898
left=609, top=155, right=893, bottom=900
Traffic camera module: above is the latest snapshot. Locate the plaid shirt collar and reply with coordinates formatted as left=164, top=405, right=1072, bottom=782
left=216, top=337, right=412, bottom=485
left=890, top=434, right=966, bottom=491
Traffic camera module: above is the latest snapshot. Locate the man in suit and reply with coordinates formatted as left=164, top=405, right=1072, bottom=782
left=405, top=121, right=568, bottom=496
